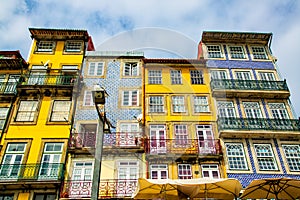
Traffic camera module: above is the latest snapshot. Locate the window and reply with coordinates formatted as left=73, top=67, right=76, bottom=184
left=34, top=194, right=56, bottom=200
left=149, top=96, right=164, bottom=113
left=225, top=143, right=248, bottom=170
left=217, top=101, right=236, bottom=118
left=172, top=96, right=185, bottom=113
left=196, top=125, right=215, bottom=154
left=193, top=96, right=209, bottom=113
left=178, top=164, right=192, bottom=179
left=235, top=71, right=252, bottom=80
left=251, top=46, right=268, bottom=60
left=83, top=91, right=94, bottom=106
left=122, top=90, right=138, bottom=106
left=64, top=41, right=82, bottom=52
left=119, top=123, right=139, bottom=146
left=254, top=144, right=278, bottom=171
left=201, top=164, right=220, bottom=179
left=39, top=143, right=63, bottom=179
left=36, top=41, right=55, bottom=52
left=150, top=125, right=167, bottom=154
left=148, top=70, right=162, bottom=84
left=0, top=143, right=26, bottom=179
left=259, top=72, right=275, bottom=81
left=268, top=103, right=289, bottom=119
left=190, top=70, right=204, bottom=84
left=0, top=107, right=9, bottom=129
left=28, top=70, right=46, bottom=85
left=0, top=195, right=14, bottom=200
left=174, top=125, right=188, bottom=146
left=229, top=46, right=246, bottom=59
left=150, top=164, right=168, bottom=179
left=282, top=145, right=300, bottom=172
left=243, top=102, right=262, bottom=118
left=124, top=62, right=138, bottom=76
left=206, top=45, right=223, bottom=58
left=210, top=70, right=227, bottom=80
left=88, top=62, right=104, bottom=76
left=72, top=162, right=93, bottom=180
left=117, top=161, right=138, bottom=193
left=15, top=100, right=38, bottom=122
left=50, top=100, right=71, bottom=122
left=170, top=70, right=182, bottom=84
left=77, top=124, right=97, bottom=147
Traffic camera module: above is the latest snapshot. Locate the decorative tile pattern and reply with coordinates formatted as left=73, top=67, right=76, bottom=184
left=207, top=60, right=274, bottom=70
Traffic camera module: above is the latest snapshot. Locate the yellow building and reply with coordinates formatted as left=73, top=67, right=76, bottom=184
left=0, top=28, right=94, bottom=200
left=143, top=58, right=223, bottom=180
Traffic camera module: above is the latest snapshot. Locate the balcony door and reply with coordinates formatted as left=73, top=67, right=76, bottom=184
left=28, top=69, right=46, bottom=85
left=196, top=125, right=215, bottom=154
left=117, top=161, right=138, bottom=197
left=70, top=161, right=93, bottom=197
left=5, top=75, right=20, bottom=93
left=118, top=123, right=139, bottom=147
left=0, top=143, right=26, bottom=179
left=150, top=125, right=166, bottom=154
left=78, top=124, right=97, bottom=147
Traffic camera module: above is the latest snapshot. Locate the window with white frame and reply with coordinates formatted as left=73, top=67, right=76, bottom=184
left=117, top=161, right=138, bottom=180
left=243, top=102, right=262, bottom=118
left=148, top=70, right=162, bottom=84
left=0, top=107, right=9, bottom=129
left=64, top=41, right=82, bottom=52
left=120, top=123, right=139, bottom=133
left=122, top=90, right=138, bottom=106
left=36, top=41, right=55, bottom=52
left=170, top=70, right=182, bottom=84
left=210, top=70, right=228, bottom=80
left=172, top=96, right=185, bottom=113
left=217, top=101, right=236, bottom=118
left=88, top=62, right=104, bottom=76
left=235, top=71, right=252, bottom=80
left=225, top=143, right=248, bottom=170
left=149, top=96, right=164, bottom=113
left=0, top=195, right=14, bottom=200
left=254, top=144, right=278, bottom=171
left=174, top=124, right=188, bottom=146
left=83, top=91, right=94, bottom=106
left=124, top=62, right=138, bottom=76
left=201, top=164, right=220, bottom=179
left=190, top=70, right=204, bottom=84
left=259, top=72, right=276, bottom=81
left=268, top=103, right=289, bottom=119
left=282, top=145, right=300, bottom=172
left=50, top=100, right=71, bottom=122
left=206, top=45, right=223, bottom=58
left=119, top=123, right=140, bottom=146
left=15, top=100, right=38, bottom=122
left=150, top=164, right=168, bottom=179
left=193, top=96, right=209, bottom=113
left=72, top=161, right=93, bottom=180
left=229, top=46, right=246, bottom=59
left=251, top=46, right=268, bottom=60
left=178, top=164, right=192, bottom=179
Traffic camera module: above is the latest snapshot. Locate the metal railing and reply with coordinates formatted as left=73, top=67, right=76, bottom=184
left=217, top=117, right=300, bottom=131
left=21, top=75, right=77, bottom=86
left=0, top=82, right=18, bottom=94
left=60, top=179, right=137, bottom=199
left=210, top=79, right=289, bottom=91
left=0, top=163, right=64, bottom=181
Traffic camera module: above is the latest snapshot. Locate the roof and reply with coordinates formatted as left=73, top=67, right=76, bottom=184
left=29, top=27, right=90, bottom=41
left=0, top=50, right=28, bottom=70
left=143, top=58, right=206, bottom=65
left=201, top=31, right=272, bottom=45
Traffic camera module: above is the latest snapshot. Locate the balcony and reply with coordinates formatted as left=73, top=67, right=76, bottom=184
left=0, top=163, right=64, bottom=181
left=20, top=75, right=76, bottom=87
left=0, top=82, right=18, bottom=95
left=210, top=79, right=290, bottom=98
left=60, top=179, right=137, bottom=199
left=217, top=117, right=300, bottom=137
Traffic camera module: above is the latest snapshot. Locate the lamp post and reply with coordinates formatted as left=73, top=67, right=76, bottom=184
left=91, top=89, right=106, bottom=200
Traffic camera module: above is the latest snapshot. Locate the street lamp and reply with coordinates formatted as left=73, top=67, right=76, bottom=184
left=91, top=88, right=106, bottom=200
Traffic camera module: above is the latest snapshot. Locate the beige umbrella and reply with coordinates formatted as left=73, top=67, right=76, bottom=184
left=175, top=178, right=242, bottom=200
left=132, top=178, right=179, bottom=200
left=240, top=177, right=300, bottom=200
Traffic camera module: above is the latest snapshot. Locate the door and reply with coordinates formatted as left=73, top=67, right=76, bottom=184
left=196, top=125, right=215, bottom=154
left=28, top=71, right=46, bottom=85
left=119, top=123, right=139, bottom=146
left=5, top=75, right=20, bottom=93
left=70, top=162, right=93, bottom=197
left=150, top=125, right=166, bottom=154
left=117, top=161, right=138, bottom=197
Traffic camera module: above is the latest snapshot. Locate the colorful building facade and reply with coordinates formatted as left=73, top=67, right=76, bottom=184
left=199, top=31, right=300, bottom=187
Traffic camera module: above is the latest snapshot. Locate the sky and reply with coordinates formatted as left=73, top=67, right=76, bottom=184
left=1, top=0, right=300, bottom=116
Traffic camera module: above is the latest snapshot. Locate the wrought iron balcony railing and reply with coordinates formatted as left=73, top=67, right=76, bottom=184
left=60, top=179, right=137, bottom=199
left=210, top=79, right=288, bottom=91
left=217, top=117, right=300, bottom=131
left=69, top=132, right=144, bottom=148
left=20, top=75, right=76, bottom=86
left=0, top=163, right=64, bottom=181
left=146, top=139, right=222, bottom=155
left=0, top=82, right=18, bottom=94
